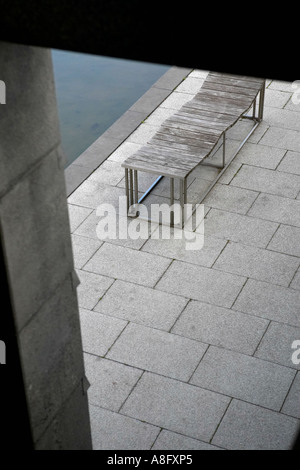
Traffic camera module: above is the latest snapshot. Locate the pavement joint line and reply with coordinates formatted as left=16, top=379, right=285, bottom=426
left=209, top=397, right=234, bottom=444
left=288, top=262, right=300, bottom=288
left=280, top=373, right=300, bottom=415
left=168, top=298, right=193, bottom=334
left=279, top=371, right=299, bottom=414
left=103, top=320, right=129, bottom=360
left=186, top=343, right=210, bottom=384
left=245, top=190, right=262, bottom=216
left=209, top=239, right=230, bottom=269
left=211, top=263, right=298, bottom=290
left=117, top=370, right=146, bottom=414
left=274, top=149, right=289, bottom=171
left=90, top=277, right=117, bottom=308
left=251, top=319, right=272, bottom=357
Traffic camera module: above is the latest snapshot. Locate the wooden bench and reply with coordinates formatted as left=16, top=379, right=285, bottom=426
left=121, top=72, right=266, bottom=228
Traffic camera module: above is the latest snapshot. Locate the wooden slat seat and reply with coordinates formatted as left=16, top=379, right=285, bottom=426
left=121, top=71, right=265, bottom=227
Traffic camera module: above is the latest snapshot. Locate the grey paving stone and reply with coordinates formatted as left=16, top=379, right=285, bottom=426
left=183, top=178, right=212, bottom=204
left=94, top=280, right=188, bottom=330
left=175, top=76, right=204, bottom=94
left=263, top=106, right=300, bottom=132
left=285, top=96, right=300, bottom=112
left=189, top=70, right=209, bottom=79
left=89, top=405, right=160, bottom=450
left=204, top=209, right=278, bottom=248
left=248, top=193, right=300, bottom=227
left=214, top=241, right=299, bottom=287
left=68, top=204, right=92, bottom=233
left=268, top=224, right=300, bottom=257
left=74, top=209, right=157, bottom=250
left=83, top=354, right=142, bottom=412
left=190, top=346, right=295, bottom=411
left=68, top=178, right=125, bottom=210
left=268, top=80, right=294, bottom=93
left=203, top=183, right=259, bottom=215
left=277, top=150, right=300, bottom=175
left=172, top=300, right=268, bottom=355
left=152, top=430, right=221, bottom=450
left=88, top=160, right=125, bottom=187
left=156, top=260, right=246, bottom=308
left=160, top=91, right=194, bottom=110
left=233, top=278, right=300, bottom=327
left=282, top=372, right=300, bottom=418
left=127, top=123, right=159, bottom=144
left=226, top=119, right=255, bottom=142
left=212, top=399, right=299, bottom=450
left=144, top=107, right=178, bottom=127
left=121, top=372, right=230, bottom=442
left=107, top=323, right=208, bottom=381
left=129, top=86, right=171, bottom=114
left=107, top=141, right=141, bottom=163
left=141, top=231, right=226, bottom=268
left=230, top=164, right=300, bottom=198
left=83, top=242, right=172, bottom=287
left=75, top=269, right=114, bottom=310
left=259, top=126, right=300, bottom=153
left=291, top=270, right=300, bottom=290
left=233, top=142, right=286, bottom=170
left=71, top=233, right=103, bottom=269
left=64, top=164, right=93, bottom=197
left=79, top=308, right=127, bottom=356
left=189, top=162, right=221, bottom=182
left=254, top=321, right=300, bottom=370
left=264, top=89, right=291, bottom=108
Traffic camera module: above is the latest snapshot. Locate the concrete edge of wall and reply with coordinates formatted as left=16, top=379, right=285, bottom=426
left=64, top=65, right=193, bottom=197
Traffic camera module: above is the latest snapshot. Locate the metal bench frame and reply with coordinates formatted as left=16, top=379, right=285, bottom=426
left=122, top=73, right=265, bottom=228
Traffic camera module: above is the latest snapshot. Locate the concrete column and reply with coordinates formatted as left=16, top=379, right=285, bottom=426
left=0, top=41, right=92, bottom=449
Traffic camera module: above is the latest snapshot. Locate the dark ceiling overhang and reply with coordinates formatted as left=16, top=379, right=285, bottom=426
left=0, top=1, right=296, bottom=82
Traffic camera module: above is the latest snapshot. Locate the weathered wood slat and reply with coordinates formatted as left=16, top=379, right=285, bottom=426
left=157, top=125, right=220, bottom=143
left=135, top=144, right=202, bottom=165
left=178, top=107, right=236, bottom=125
left=197, top=88, right=256, bottom=105
left=184, top=98, right=247, bottom=117
left=195, top=90, right=252, bottom=108
left=202, top=81, right=259, bottom=97
left=150, top=135, right=213, bottom=156
left=209, top=72, right=264, bottom=84
left=206, top=74, right=264, bottom=90
left=163, top=118, right=226, bottom=135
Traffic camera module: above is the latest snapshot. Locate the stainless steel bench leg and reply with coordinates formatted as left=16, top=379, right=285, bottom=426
left=258, top=81, right=266, bottom=121
left=170, top=177, right=174, bottom=227
left=179, top=178, right=187, bottom=229
left=134, top=170, right=138, bottom=205
left=222, top=132, right=226, bottom=168
left=252, top=97, right=256, bottom=119
left=129, top=169, right=134, bottom=208
left=125, top=168, right=130, bottom=213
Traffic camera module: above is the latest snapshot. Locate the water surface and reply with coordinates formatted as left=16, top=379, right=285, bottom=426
left=52, top=49, right=170, bottom=167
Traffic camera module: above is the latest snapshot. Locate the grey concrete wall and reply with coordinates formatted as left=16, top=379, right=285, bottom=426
left=0, top=41, right=92, bottom=449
